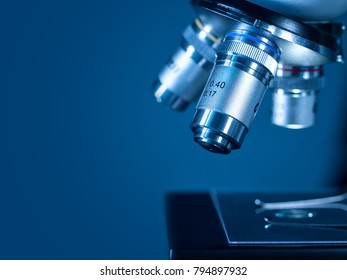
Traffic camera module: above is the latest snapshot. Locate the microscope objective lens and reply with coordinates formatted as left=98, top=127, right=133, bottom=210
left=190, top=30, right=280, bottom=154
left=270, top=65, right=325, bottom=129
left=153, top=0, right=344, bottom=154
left=153, top=19, right=219, bottom=111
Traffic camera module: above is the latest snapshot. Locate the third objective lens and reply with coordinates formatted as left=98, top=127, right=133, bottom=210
left=270, top=65, right=325, bottom=129
left=190, top=30, right=280, bottom=154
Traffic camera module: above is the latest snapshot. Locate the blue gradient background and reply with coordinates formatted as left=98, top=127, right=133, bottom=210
left=1, top=0, right=347, bottom=259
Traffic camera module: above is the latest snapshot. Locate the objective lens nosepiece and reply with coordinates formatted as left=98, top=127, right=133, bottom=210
left=191, top=30, right=280, bottom=154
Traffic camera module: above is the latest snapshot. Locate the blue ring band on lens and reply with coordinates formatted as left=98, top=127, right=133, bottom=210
left=225, top=32, right=280, bottom=58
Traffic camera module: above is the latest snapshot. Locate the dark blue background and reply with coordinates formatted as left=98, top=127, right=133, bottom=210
left=1, top=0, right=347, bottom=259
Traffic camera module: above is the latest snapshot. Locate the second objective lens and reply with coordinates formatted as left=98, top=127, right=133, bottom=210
left=153, top=19, right=219, bottom=111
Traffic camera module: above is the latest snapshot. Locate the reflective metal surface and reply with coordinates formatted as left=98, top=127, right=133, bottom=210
left=191, top=30, right=280, bottom=153
left=153, top=19, right=219, bottom=111
left=191, top=109, right=247, bottom=153
left=153, top=0, right=345, bottom=154
left=192, top=0, right=342, bottom=65
left=270, top=65, right=324, bottom=128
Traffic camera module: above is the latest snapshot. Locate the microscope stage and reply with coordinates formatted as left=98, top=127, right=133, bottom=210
left=166, top=192, right=347, bottom=259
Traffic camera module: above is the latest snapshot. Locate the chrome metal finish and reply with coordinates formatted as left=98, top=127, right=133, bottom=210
left=153, top=0, right=344, bottom=154
left=192, top=0, right=344, bottom=66
left=152, top=79, right=189, bottom=111
left=191, top=31, right=280, bottom=153
left=153, top=19, right=220, bottom=111
left=270, top=65, right=324, bottom=129
left=191, top=109, right=247, bottom=154
left=218, top=31, right=279, bottom=75
left=248, top=0, right=347, bottom=21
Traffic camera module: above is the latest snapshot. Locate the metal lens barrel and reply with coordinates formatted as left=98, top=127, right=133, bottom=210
left=190, top=30, right=280, bottom=154
left=270, top=65, right=325, bottom=129
left=153, top=19, right=219, bottom=111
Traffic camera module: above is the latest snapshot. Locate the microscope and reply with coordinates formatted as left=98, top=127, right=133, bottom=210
left=153, top=0, right=347, bottom=259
